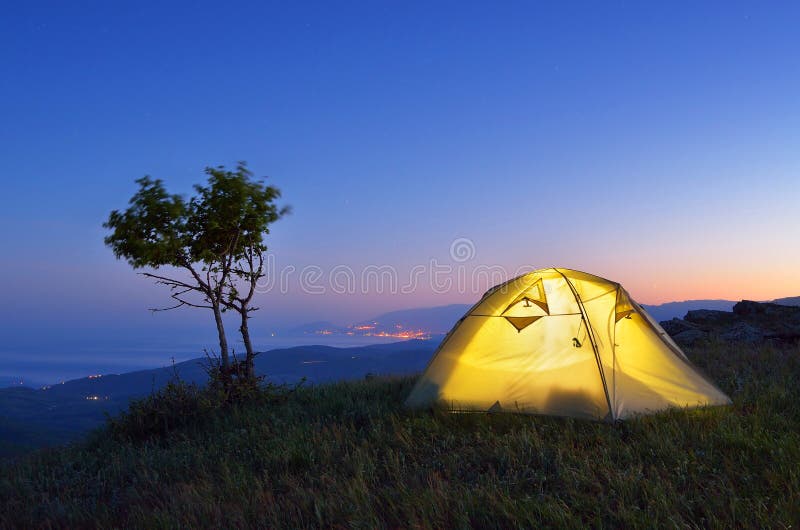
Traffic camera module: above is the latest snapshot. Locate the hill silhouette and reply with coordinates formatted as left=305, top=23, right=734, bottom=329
left=774, top=295, right=800, bottom=306
left=0, top=340, right=439, bottom=455
left=287, top=299, right=745, bottom=338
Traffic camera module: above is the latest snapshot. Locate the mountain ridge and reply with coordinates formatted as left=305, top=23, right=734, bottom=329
left=287, top=299, right=748, bottom=337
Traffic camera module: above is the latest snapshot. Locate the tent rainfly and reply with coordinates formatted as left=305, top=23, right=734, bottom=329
left=405, top=268, right=731, bottom=421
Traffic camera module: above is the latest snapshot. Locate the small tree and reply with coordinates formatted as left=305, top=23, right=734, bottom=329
left=104, top=162, right=287, bottom=384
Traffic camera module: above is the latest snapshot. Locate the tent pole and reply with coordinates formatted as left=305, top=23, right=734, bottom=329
left=556, top=269, right=615, bottom=422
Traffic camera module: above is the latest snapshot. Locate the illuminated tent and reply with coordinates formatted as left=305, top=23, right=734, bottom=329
left=405, top=268, right=730, bottom=420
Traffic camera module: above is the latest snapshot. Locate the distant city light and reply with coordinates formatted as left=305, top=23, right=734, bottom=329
left=309, top=322, right=432, bottom=340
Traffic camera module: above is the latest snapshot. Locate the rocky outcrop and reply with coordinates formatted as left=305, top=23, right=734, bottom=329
left=660, top=318, right=702, bottom=336
left=659, top=300, right=800, bottom=346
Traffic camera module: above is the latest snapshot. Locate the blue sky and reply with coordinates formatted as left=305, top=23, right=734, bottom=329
left=1, top=2, right=799, bottom=354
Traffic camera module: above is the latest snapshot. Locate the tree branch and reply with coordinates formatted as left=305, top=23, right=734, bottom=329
left=140, top=272, right=201, bottom=292
left=148, top=285, right=212, bottom=311
left=150, top=298, right=212, bottom=312
left=180, top=260, right=212, bottom=293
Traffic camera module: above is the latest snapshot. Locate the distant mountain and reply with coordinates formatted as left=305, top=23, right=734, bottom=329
left=289, top=304, right=470, bottom=339
left=0, top=339, right=440, bottom=455
left=352, top=304, right=471, bottom=334
left=773, top=296, right=800, bottom=307
left=0, top=376, right=26, bottom=389
left=640, top=300, right=737, bottom=322
left=286, top=320, right=347, bottom=335
left=641, top=297, right=800, bottom=320
left=293, top=300, right=764, bottom=338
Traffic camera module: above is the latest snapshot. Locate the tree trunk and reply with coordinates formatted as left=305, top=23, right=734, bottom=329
left=239, top=309, right=255, bottom=380
left=212, top=302, right=230, bottom=370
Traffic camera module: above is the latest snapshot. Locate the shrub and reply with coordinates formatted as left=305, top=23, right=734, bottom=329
left=107, top=379, right=223, bottom=441
left=106, top=366, right=304, bottom=442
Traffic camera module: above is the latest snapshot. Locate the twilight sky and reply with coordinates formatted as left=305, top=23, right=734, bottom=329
left=1, top=2, right=799, bottom=352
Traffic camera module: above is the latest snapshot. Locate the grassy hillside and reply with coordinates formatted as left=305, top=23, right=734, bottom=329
left=1, top=340, right=798, bottom=528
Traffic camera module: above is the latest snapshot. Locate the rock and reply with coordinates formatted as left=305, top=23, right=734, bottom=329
left=720, top=322, right=764, bottom=343
left=672, top=329, right=709, bottom=346
left=734, top=300, right=800, bottom=319
left=659, top=318, right=701, bottom=336
left=660, top=300, right=800, bottom=345
left=684, top=309, right=736, bottom=327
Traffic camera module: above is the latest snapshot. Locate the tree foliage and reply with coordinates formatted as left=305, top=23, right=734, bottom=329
left=104, top=177, right=190, bottom=269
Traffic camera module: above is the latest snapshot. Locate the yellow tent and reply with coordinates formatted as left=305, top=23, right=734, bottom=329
left=406, top=268, right=731, bottom=420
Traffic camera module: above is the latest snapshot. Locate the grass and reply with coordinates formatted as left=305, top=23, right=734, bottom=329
left=1, top=340, right=798, bottom=528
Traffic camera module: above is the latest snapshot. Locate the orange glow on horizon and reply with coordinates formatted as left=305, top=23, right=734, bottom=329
left=618, top=269, right=799, bottom=306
